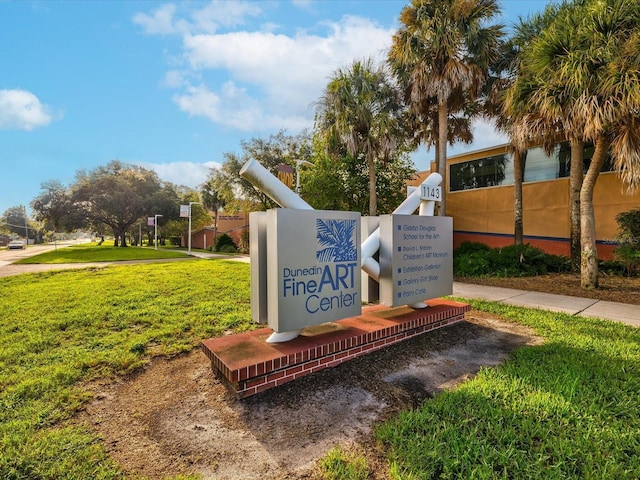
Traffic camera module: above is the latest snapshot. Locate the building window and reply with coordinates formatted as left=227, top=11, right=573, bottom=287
left=449, top=153, right=513, bottom=192
left=523, top=144, right=570, bottom=182
left=449, top=142, right=613, bottom=192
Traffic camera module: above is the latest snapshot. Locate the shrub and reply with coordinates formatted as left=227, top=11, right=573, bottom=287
left=599, top=257, right=628, bottom=276
left=213, top=233, right=237, bottom=253
left=454, top=251, right=492, bottom=277
left=455, top=241, right=491, bottom=256
left=613, top=244, right=640, bottom=276
left=454, top=243, right=570, bottom=277
left=614, top=208, right=640, bottom=276
left=616, top=208, right=640, bottom=243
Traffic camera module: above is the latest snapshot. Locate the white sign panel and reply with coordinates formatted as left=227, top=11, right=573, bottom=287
left=420, top=184, right=442, bottom=201
left=249, top=211, right=268, bottom=324
left=379, top=214, right=453, bottom=307
left=266, top=209, right=361, bottom=332
left=179, top=205, right=190, bottom=218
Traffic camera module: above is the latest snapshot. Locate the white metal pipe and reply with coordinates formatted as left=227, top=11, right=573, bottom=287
left=362, top=256, right=380, bottom=281
left=240, top=159, right=313, bottom=210
left=240, top=159, right=313, bottom=343
left=419, top=200, right=435, bottom=216
left=361, top=227, right=379, bottom=260
left=360, top=172, right=443, bottom=280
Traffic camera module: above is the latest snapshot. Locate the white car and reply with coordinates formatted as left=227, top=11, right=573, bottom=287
left=7, top=240, right=25, bottom=249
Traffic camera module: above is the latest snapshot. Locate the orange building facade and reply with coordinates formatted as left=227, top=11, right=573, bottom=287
left=187, top=214, right=248, bottom=250
left=409, top=143, right=640, bottom=260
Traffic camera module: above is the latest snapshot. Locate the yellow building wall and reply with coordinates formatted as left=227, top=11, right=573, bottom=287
left=447, top=174, right=640, bottom=242
left=593, top=173, right=639, bottom=242
left=411, top=146, right=640, bottom=258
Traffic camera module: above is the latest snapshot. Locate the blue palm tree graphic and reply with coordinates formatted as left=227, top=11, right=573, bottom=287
left=316, top=219, right=357, bottom=262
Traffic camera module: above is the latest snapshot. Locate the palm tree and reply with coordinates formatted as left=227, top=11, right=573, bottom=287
left=388, top=0, right=504, bottom=215
left=315, top=58, right=404, bottom=216
left=505, top=1, right=590, bottom=272
left=511, top=0, right=640, bottom=289
left=405, top=95, right=476, bottom=190
left=200, top=180, right=226, bottom=247
left=486, top=6, right=562, bottom=247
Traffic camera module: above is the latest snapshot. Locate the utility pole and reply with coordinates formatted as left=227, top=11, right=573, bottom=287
left=22, top=205, right=28, bottom=245
left=154, top=214, right=163, bottom=250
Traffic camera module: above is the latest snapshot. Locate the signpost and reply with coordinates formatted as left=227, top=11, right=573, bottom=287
left=200, top=159, right=469, bottom=398
left=153, top=214, right=162, bottom=250
left=420, top=184, right=442, bottom=202
left=184, top=202, right=200, bottom=256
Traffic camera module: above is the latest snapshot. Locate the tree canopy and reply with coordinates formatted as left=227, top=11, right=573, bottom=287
left=315, top=58, right=406, bottom=216
left=31, top=160, right=191, bottom=247
left=501, top=0, right=640, bottom=289
left=204, top=130, right=314, bottom=212
left=388, top=0, right=504, bottom=215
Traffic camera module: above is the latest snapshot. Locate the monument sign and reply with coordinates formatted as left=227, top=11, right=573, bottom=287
left=266, top=209, right=361, bottom=332
left=201, top=159, right=469, bottom=399
left=379, top=214, right=453, bottom=307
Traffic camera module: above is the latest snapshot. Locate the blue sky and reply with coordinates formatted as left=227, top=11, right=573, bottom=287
left=0, top=0, right=545, bottom=216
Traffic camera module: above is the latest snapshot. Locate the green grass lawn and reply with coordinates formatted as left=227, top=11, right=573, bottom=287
left=2, top=259, right=639, bottom=479
left=0, top=260, right=252, bottom=478
left=15, top=244, right=189, bottom=264
left=373, top=300, right=640, bottom=479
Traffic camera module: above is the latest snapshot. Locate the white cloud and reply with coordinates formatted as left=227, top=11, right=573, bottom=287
left=189, top=1, right=262, bottom=31
left=292, top=0, right=313, bottom=9
left=138, top=160, right=221, bottom=188
left=133, top=4, right=185, bottom=35
left=133, top=1, right=262, bottom=36
left=163, top=70, right=184, bottom=88
left=133, top=4, right=174, bottom=35
left=135, top=2, right=395, bottom=132
left=172, top=83, right=222, bottom=121
left=0, top=89, right=58, bottom=131
left=177, top=15, right=394, bottom=130
left=173, top=80, right=310, bottom=131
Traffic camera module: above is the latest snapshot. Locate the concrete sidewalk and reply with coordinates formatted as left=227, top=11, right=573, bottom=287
left=453, top=282, right=640, bottom=328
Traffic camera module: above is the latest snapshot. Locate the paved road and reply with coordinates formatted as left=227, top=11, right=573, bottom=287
left=0, top=242, right=64, bottom=266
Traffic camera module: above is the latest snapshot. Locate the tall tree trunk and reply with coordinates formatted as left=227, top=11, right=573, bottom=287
left=580, top=135, right=608, bottom=290
left=569, top=137, right=584, bottom=272
left=437, top=101, right=448, bottom=216
left=368, top=156, right=377, bottom=216
left=433, top=138, right=441, bottom=215
left=513, top=149, right=524, bottom=245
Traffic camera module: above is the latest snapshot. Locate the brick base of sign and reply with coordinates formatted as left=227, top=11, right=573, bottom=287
left=201, top=299, right=470, bottom=399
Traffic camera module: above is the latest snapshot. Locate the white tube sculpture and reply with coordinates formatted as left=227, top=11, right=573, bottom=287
left=239, top=158, right=443, bottom=339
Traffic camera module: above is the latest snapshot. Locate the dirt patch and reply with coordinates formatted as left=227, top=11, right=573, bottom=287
left=78, top=311, right=541, bottom=479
